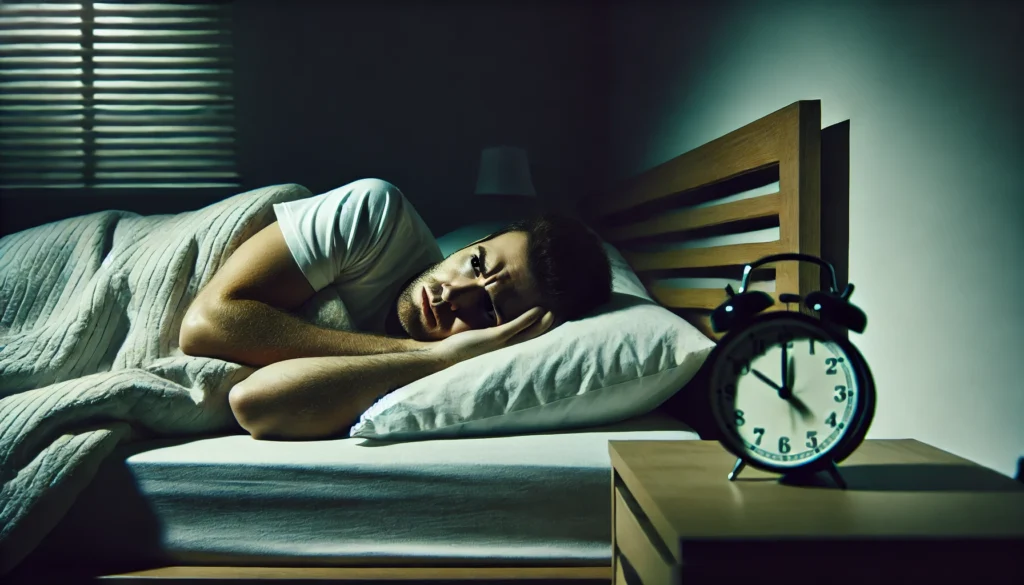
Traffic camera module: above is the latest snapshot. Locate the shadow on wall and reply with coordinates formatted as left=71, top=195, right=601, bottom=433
left=821, top=121, right=850, bottom=296
left=0, top=0, right=609, bottom=238
left=230, top=0, right=607, bottom=236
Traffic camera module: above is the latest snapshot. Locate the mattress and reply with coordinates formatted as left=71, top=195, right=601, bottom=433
left=27, top=410, right=699, bottom=570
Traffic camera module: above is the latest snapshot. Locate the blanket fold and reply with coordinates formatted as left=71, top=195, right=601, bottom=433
left=0, top=183, right=313, bottom=573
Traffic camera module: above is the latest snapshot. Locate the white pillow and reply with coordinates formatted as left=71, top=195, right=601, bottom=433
left=349, top=226, right=715, bottom=440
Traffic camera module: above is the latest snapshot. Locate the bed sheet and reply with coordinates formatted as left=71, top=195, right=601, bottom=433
left=27, top=410, right=700, bottom=570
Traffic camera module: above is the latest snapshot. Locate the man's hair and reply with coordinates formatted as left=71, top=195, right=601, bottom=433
left=488, top=214, right=612, bottom=322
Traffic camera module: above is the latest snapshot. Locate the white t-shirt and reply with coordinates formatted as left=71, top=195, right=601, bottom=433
left=273, top=178, right=443, bottom=333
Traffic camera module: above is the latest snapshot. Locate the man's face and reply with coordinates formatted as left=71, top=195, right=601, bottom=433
left=396, top=231, right=542, bottom=341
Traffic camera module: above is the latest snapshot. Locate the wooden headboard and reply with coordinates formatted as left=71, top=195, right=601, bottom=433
left=588, top=100, right=822, bottom=340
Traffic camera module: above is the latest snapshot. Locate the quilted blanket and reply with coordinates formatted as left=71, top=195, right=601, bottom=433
left=0, top=183, right=313, bottom=573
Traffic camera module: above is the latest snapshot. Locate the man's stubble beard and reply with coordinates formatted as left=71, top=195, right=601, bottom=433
left=395, top=259, right=443, bottom=341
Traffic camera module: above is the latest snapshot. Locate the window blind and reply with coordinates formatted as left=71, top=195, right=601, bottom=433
left=0, top=1, right=240, bottom=189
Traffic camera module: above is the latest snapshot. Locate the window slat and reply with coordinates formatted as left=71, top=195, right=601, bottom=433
left=93, top=125, right=234, bottom=134
left=5, top=148, right=84, bottom=156
left=3, top=171, right=85, bottom=180
left=91, top=183, right=239, bottom=188
left=92, top=80, right=232, bottom=90
left=2, top=160, right=86, bottom=170
left=0, top=16, right=83, bottom=27
left=0, top=114, right=85, bottom=124
left=0, top=69, right=86, bottom=78
left=96, top=171, right=238, bottom=180
left=93, top=29, right=230, bottom=39
left=95, top=68, right=231, bottom=76
left=95, top=159, right=235, bottom=169
left=95, top=136, right=235, bottom=146
left=0, top=56, right=85, bottom=67
left=94, top=17, right=226, bottom=29
left=0, top=126, right=85, bottom=135
left=93, top=93, right=233, bottom=102
left=95, top=104, right=232, bottom=113
left=0, top=31, right=83, bottom=39
left=94, top=3, right=229, bottom=13
left=93, top=42, right=230, bottom=53
left=0, top=4, right=84, bottom=15
left=0, top=95, right=87, bottom=103
left=95, top=114, right=234, bottom=125
left=1, top=137, right=85, bottom=147
left=97, top=148, right=233, bottom=157
left=93, top=55, right=231, bottom=65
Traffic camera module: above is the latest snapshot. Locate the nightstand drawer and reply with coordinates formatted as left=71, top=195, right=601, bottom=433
left=614, top=485, right=680, bottom=585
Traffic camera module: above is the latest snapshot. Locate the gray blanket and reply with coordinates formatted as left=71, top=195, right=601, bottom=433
left=0, top=183, right=314, bottom=573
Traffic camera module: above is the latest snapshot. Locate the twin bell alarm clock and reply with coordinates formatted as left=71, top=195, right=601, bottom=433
left=706, top=253, right=875, bottom=489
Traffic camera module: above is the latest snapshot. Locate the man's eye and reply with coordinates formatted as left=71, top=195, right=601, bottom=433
left=470, top=255, right=482, bottom=276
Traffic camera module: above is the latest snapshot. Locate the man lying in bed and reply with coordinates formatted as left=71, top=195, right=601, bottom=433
left=179, top=178, right=612, bottom=440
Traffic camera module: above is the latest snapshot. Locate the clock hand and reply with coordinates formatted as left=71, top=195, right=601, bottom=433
left=786, top=354, right=795, bottom=391
left=751, top=368, right=783, bottom=394
left=787, top=392, right=814, bottom=422
left=780, top=354, right=810, bottom=420
left=781, top=341, right=789, bottom=391
left=754, top=365, right=811, bottom=420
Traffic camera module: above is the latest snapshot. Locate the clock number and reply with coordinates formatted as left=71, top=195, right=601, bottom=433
left=753, top=338, right=766, bottom=355
left=777, top=332, right=794, bottom=349
left=735, top=410, right=745, bottom=426
left=825, top=357, right=845, bottom=375
left=732, top=359, right=750, bottom=376
left=753, top=427, right=765, bottom=446
left=808, top=339, right=815, bottom=355
left=723, top=383, right=736, bottom=398
left=826, top=412, right=837, bottom=428
left=805, top=431, right=818, bottom=449
left=834, top=385, right=848, bottom=403
left=778, top=436, right=791, bottom=454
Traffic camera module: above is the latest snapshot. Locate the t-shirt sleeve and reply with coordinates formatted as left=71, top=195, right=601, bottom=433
left=272, top=178, right=409, bottom=293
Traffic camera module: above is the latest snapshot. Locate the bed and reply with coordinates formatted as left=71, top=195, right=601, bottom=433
left=7, top=99, right=824, bottom=583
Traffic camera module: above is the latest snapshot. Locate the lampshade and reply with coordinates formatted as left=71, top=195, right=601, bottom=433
left=474, top=146, right=536, bottom=197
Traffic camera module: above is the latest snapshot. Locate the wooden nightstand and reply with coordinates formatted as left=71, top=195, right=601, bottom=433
left=609, top=439, right=1024, bottom=585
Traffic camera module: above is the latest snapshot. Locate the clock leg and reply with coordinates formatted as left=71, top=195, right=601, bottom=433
left=826, top=460, right=848, bottom=490
left=728, top=458, right=746, bottom=481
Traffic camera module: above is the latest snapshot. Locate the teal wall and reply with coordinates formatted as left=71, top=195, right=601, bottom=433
left=606, top=0, right=1023, bottom=475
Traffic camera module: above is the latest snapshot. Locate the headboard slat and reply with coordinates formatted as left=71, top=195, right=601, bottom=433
left=649, top=287, right=729, bottom=311
left=603, top=193, right=781, bottom=244
left=621, top=241, right=784, bottom=272
left=590, top=104, right=793, bottom=218
left=649, top=286, right=788, bottom=312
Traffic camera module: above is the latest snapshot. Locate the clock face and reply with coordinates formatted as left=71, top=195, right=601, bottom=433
left=710, top=315, right=864, bottom=471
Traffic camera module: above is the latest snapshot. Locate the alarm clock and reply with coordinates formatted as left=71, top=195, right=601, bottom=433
left=707, top=253, right=875, bottom=489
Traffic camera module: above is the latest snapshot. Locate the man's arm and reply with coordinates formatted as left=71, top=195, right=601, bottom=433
left=179, top=221, right=423, bottom=367
left=229, top=350, right=448, bottom=440
left=229, top=308, right=554, bottom=440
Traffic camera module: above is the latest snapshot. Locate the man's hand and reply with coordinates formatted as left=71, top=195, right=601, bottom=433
left=429, top=307, right=555, bottom=366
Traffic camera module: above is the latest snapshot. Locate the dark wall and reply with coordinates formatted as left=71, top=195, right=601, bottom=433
left=0, top=0, right=608, bottom=238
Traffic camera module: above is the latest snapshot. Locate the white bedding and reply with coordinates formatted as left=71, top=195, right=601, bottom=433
left=0, top=184, right=315, bottom=573
left=26, top=410, right=700, bottom=569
